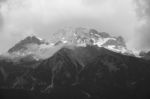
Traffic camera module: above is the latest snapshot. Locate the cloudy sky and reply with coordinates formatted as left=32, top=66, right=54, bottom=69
left=0, top=0, right=149, bottom=52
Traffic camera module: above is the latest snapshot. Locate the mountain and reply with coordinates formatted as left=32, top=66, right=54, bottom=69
left=8, top=35, right=49, bottom=54
left=2, top=35, right=55, bottom=62
left=1, top=27, right=135, bottom=63
left=53, top=28, right=133, bottom=55
left=0, top=45, right=150, bottom=99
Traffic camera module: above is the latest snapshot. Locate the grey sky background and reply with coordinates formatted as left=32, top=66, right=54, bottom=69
left=0, top=0, right=149, bottom=52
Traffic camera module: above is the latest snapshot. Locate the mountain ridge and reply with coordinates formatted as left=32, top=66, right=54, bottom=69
left=0, top=45, right=150, bottom=99
left=5, top=28, right=136, bottom=61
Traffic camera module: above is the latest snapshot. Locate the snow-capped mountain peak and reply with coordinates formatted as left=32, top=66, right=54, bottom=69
left=53, top=27, right=133, bottom=55
left=4, top=28, right=137, bottom=62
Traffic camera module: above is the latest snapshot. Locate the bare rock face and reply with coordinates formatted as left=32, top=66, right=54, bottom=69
left=5, top=36, right=50, bottom=61
left=53, top=27, right=131, bottom=55
left=8, top=36, right=48, bottom=53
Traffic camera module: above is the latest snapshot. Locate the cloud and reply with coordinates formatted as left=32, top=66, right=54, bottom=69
left=0, top=0, right=144, bottom=52
left=132, top=0, right=150, bottom=50
left=0, top=0, right=6, bottom=29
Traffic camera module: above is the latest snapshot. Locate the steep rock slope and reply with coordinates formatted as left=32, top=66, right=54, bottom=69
left=0, top=45, right=150, bottom=99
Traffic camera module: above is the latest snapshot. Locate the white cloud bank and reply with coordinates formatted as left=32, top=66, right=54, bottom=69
left=0, top=0, right=147, bottom=52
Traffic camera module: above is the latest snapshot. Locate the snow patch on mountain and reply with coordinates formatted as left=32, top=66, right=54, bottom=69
left=53, top=27, right=134, bottom=56
left=0, top=27, right=141, bottom=62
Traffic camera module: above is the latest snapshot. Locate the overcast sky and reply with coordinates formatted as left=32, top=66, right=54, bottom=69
left=0, top=0, right=149, bottom=52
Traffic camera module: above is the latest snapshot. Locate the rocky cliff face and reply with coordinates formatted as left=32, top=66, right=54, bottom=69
left=8, top=36, right=48, bottom=53
left=53, top=28, right=132, bottom=55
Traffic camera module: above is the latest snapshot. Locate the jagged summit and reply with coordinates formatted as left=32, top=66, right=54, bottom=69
left=3, top=27, right=135, bottom=62
left=3, top=35, right=51, bottom=61
left=8, top=35, right=49, bottom=53
left=53, top=27, right=132, bottom=55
